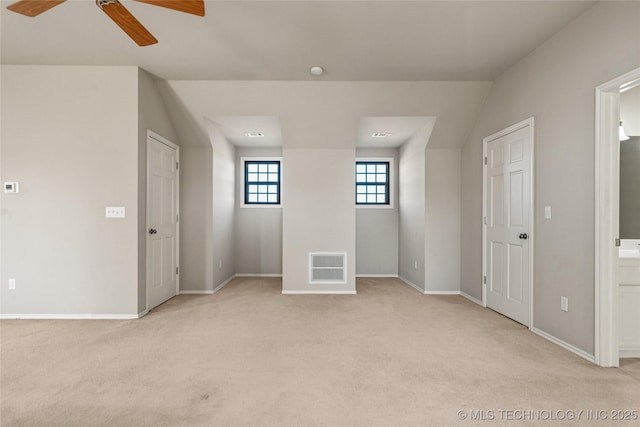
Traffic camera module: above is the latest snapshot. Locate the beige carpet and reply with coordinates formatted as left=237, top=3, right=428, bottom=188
left=1, top=277, right=639, bottom=426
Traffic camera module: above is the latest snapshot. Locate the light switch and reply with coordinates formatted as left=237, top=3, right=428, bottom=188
left=544, top=206, right=552, bottom=219
left=561, top=296, right=569, bottom=312
left=105, top=207, right=126, bottom=218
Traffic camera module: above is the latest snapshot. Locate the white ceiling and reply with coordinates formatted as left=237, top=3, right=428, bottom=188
left=204, top=115, right=436, bottom=148
left=207, top=116, right=283, bottom=147
left=357, top=117, right=435, bottom=147
left=1, top=0, right=596, bottom=81
left=157, top=80, right=492, bottom=148
left=1, top=1, right=598, bottom=150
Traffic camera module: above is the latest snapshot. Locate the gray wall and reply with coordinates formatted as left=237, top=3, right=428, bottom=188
left=1, top=65, right=140, bottom=316
left=235, top=147, right=283, bottom=275
left=210, top=127, right=236, bottom=289
left=620, top=137, right=640, bottom=239
left=282, top=148, right=356, bottom=293
left=159, top=80, right=490, bottom=294
left=137, top=69, right=180, bottom=312
left=355, top=147, right=399, bottom=276
left=460, top=1, right=640, bottom=354
left=180, top=146, right=214, bottom=291
left=398, top=129, right=430, bottom=289
left=425, top=149, right=461, bottom=292
left=179, top=127, right=236, bottom=292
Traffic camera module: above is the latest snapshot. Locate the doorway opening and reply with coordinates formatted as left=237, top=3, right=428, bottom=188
left=595, top=67, right=640, bottom=367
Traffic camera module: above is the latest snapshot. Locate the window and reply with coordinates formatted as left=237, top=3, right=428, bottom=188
left=356, top=160, right=391, bottom=206
left=243, top=159, right=281, bottom=206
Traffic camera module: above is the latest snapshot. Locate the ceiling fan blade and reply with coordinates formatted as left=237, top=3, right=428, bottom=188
left=6, top=0, right=66, bottom=17
left=97, top=0, right=158, bottom=46
left=134, top=0, right=205, bottom=17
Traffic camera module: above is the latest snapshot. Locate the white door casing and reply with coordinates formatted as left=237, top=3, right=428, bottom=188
left=595, top=67, right=640, bottom=367
left=147, top=131, right=179, bottom=310
left=483, top=118, right=534, bottom=327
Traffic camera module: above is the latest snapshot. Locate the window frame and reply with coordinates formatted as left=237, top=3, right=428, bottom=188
left=240, top=157, right=283, bottom=209
left=355, top=157, right=394, bottom=209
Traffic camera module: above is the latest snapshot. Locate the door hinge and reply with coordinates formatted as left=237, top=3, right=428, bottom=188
left=176, top=267, right=179, bottom=275
left=615, top=238, right=621, bottom=247
left=176, top=161, right=179, bottom=170
left=176, top=214, right=179, bottom=223
left=483, top=275, right=487, bottom=284
left=484, top=156, right=488, bottom=165
left=483, top=216, right=487, bottom=225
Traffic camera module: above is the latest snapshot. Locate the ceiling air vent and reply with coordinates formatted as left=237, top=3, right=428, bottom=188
left=372, top=132, right=391, bottom=138
left=243, top=132, right=265, bottom=138
left=309, top=252, right=347, bottom=284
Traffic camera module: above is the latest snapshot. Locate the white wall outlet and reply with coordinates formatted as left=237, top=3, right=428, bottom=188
left=561, top=296, right=569, bottom=312
left=9, top=278, right=16, bottom=290
left=4, top=182, right=19, bottom=194
left=414, top=260, right=418, bottom=270
left=105, top=207, right=126, bottom=218
left=219, top=259, right=222, bottom=269
left=544, top=206, right=552, bottom=219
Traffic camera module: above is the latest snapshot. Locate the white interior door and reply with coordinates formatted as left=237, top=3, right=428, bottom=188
left=147, top=133, right=179, bottom=310
left=484, top=121, right=532, bottom=326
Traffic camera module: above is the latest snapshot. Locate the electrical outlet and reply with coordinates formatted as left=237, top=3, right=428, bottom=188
left=544, top=206, right=552, bottom=219
left=414, top=260, right=418, bottom=270
left=561, top=296, right=569, bottom=312
left=219, top=259, right=222, bottom=269
left=9, top=278, right=16, bottom=290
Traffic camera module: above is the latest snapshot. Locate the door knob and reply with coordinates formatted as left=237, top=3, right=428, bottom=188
left=519, top=233, right=528, bottom=240
left=149, top=228, right=157, bottom=235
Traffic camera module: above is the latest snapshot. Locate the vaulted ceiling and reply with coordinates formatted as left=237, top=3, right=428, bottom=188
left=2, top=1, right=596, bottom=81
left=2, top=1, right=599, bottom=149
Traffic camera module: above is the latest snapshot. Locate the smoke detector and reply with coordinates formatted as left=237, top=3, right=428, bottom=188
left=310, top=66, right=324, bottom=76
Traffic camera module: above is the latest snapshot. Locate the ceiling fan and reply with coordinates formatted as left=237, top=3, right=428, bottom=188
left=6, top=0, right=205, bottom=46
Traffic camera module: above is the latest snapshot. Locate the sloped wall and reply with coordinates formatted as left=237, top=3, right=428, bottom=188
left=460, top=1, right=640, bottom=354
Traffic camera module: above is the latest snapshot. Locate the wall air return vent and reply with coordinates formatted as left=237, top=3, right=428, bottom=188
left=309, top=252, right=347, bottom=284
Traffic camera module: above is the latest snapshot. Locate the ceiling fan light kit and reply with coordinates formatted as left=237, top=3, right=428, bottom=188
left=6, top=0, right=205, bottom=46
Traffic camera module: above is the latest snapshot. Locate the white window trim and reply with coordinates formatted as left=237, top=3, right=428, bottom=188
left=355, top=157, right=395, bottom=209
left=240, top=156, right=283, bottom=209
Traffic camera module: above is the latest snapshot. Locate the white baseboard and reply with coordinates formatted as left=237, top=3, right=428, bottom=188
left=282, top=290, right=357, bottom=295
left=398, top=276, right=426, bottom=294
left=213, top=274, right=236, bottom=293
left=356, top=274, right=399, bottom=278
left=531, top=327, right=596, bottom=364
left=179, top=274, right=237, bottom=295
left=0, top=313, right=143, bottom=320
left=235, top=273, right=283, bottom=278
left=620, top=348, right=640, bottom=358
left=424, top=290, right=460, bottom=295
left=460, top=291, right=483, bottom=305
left=179, top=290, right=214, bottom=295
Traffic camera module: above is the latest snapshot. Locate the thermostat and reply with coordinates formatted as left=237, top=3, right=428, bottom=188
left=4, top=182, right=19, bottom=194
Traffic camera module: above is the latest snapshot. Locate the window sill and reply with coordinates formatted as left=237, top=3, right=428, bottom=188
left=356, top=204, right=394, bottom=210
left=240, top=204, right=282, bottom=209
